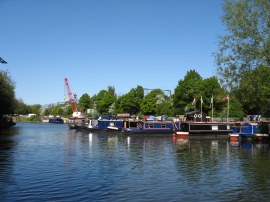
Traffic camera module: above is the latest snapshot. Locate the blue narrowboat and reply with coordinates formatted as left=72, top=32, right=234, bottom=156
left=49, top=117, right=64, bottom=124
left=229, top=122, right=269, bottom=141
left=87, top=119, right=124, bottom=132
left=122, top=120, right=176, bottom=134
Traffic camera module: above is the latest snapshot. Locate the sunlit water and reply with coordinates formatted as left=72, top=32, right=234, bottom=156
left=1, top=123, right=270, bottom=201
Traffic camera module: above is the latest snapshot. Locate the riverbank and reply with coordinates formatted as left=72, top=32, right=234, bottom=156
left=0, top=116, right=16, bottom=129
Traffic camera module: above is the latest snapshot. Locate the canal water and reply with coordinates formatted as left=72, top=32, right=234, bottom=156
left=1, top=123, right=270, bottom=201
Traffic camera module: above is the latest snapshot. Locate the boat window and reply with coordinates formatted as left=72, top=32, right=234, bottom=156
left=149, top=123, right=154, bottom=128
left=130, top=122, right=137, bottom=128
left=161, top=124, right=166, bottom=128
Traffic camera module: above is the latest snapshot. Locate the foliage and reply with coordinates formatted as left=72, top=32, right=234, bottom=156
left=0, top=70, right=16, bottom=116
left=140, top=89, right=166, bottom=115
left=173, top=70, right=230, bottom=116
left=236, top=65, right=270, bottom=116
left=115, top=85, right=144, bottom=115
left=94, top=86, right=117, bottom=114
left=78, top=93, right=91, bottom=112
left=200, top=76, right=227, bottom=114
left=217, top=94, right=244, bottom=120
left=29, top=104, right=42, bottom=116
left=215, top=0, right=270, bottom=90
left=65, top=106, right=73, bottom=117
left=14, top=99, right=31, bottom=115
left=173, top=70, right=203, bottom=114
left=29, top=115, right=39, bottom=122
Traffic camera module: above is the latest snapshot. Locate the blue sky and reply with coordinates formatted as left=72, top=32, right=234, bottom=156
left=1, top=0, right=225, bottom=105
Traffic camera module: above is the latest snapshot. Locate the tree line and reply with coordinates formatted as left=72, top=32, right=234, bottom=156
left=1, top=0, right=270, bottom=120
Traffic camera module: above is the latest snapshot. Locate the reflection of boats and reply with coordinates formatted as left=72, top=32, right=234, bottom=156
left=122, top=120, right=175, bottom=134
left=173, top=122, right=234, bottom=137
left=49, top=117, right=64, bottom=124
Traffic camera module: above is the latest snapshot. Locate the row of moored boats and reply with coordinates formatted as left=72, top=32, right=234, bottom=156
left=65, top=116, right=270, bottom=142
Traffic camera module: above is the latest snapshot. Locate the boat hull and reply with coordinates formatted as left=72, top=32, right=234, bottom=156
left=122, top=120, right=175, bottom=134
left=173, top=122, right=234, bottom=136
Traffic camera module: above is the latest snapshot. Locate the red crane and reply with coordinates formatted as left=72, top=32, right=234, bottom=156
left=64, top=77, right=77, bottom=113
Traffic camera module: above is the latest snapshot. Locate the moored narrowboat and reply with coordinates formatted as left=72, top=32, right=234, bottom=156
left=122, top=120, right=175, bottom=134
left=49, top=117, right=64, bottom=124
left=87, top=119, right=123, bottom=132
left=173, top=122, right=234, bottom=137
left=229, top=122, right=270, bottom=142
left=66, top=117, right=86, bottom=129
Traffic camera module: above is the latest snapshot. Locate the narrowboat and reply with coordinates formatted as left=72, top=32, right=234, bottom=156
left=106, top=120, right=124, bottom=131
left=173, top=122, right=234, bottom=137
left=173, top=111, right=234, bottom=137
left=121, top=120, right=175, bottom=134
left=229, top=122, right=269, bottom=142
left=87, top=119, right=123, bottom=132
left=66, top=117, right=86, bottom=129
left=49, top=117, right=64, bottom=124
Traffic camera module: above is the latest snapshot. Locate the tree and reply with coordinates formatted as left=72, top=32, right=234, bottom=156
left=30, top=104, right=42, bottom=117
left=116, top=85, right=144, bottom=115
left=236, top=65, right=270, bottom=116
left=0, top=70, right=15, bottom=116
left=200, top=76, right=226, bottom=115
left=173, top=70, right=203, bottom=114
left=14, top=99, right=31, bottom=115
left=140, top=89, right=165, bottom=115
left=215, top=0, right=270, bottom=90
left=79, top=93, right=91, bottom=112
left=95, top=86, right=117, bottom=114
left=65, top=106, right=73, bottom=117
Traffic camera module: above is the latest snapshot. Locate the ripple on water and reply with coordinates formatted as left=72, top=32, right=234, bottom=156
left=1, top=124, right=270, bottom=201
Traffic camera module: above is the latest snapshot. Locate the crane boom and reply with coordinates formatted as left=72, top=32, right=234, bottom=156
left=64, top=78, right=77, bottom=113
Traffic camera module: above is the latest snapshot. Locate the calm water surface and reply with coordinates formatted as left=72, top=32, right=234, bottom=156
left=1, top=123, right=270, bottom=201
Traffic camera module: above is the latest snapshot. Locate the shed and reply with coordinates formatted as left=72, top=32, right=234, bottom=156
left=185, top=111, right=207, bottom=122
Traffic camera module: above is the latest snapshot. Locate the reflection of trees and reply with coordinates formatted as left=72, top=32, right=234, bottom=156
left=0, top=127, right=20, bottom=197
left=237, top=143, right=270, bottom=199
left=174, top=138, right=221, bottom=184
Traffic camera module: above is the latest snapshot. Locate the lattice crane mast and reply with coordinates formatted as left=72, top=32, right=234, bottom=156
left=64, top=77, right=77, bottom=113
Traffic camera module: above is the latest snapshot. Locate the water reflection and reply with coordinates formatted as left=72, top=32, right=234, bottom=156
left=0, top=126, right=21, bottom=198
left=1, top=125, right=270, bottom=201
left=173, top=135, right=270, bottom=200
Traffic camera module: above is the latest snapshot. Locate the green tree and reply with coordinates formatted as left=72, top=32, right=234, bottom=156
left=218, top=94, right=244, bottom=120
left=95, top=86, right=117, bottom=114
left=0, top=70, right=16, bottom=116
left=30, top=104, right=41, bottom=117
left=116, top=85, right=144, bottom=115
left=236, top=65, right=270, bottom=116
left=200, top=76, right=226, bottom=115
left=65, top=106, right=73, bottom=117
left=215, top=0, right=270, bottom=90
left=156, top=96, right=174, bottom=116
left=43, top=108, right=50, bottom=116
left=14, top=99, right=31, bottom=115
left=79, top=93, right=91, bottom=112
left=173, top=70, right=203, bottom=114
left=140, top=89, right=165, bottom=115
